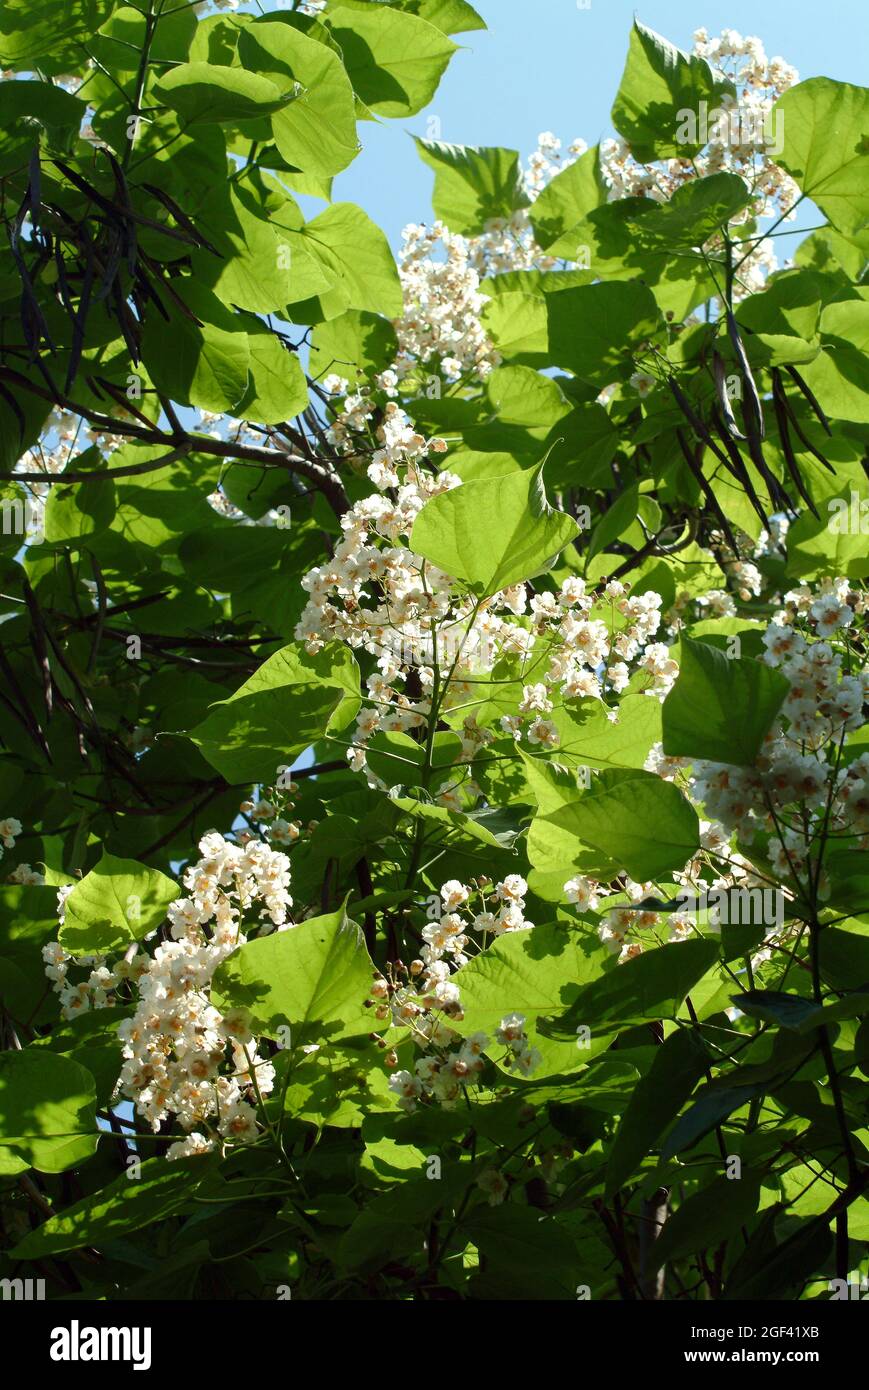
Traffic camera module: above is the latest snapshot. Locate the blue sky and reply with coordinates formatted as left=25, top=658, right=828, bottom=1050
left=302, top=0, right=867, bottom=251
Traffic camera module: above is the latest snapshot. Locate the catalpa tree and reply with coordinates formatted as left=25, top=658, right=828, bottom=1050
left=0, top=1, right=867, bottom=1308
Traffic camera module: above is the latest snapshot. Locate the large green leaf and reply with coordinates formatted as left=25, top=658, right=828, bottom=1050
left=449, top=922, right=610, bottom=1077
left=410, top=462, right=579, bottom=596
left=414, top=139, right=530, bottom=235
left=238, top=19, right=359, bottom=177
left=798, top=299, right=869, bottom=425
left=606, top=1027, right=709, bottom=1195
left=611, top=19, right=735, bottom=161
left=655, top=1174, right=761, bottom=1264
left=60, top=852, right=179, bottom=956
left=295, top=202, right=402, bottom=318
left=211, top=905, right=374, bottom=1044
left=187, top=642, right=360, bottom=784
left=330, top=6, right=457, bottom=117
left=0, top=0, right=114, bottom=65
left=237, top=323, right=309, bottom=425
left=547, top=280, right=661, bottom=384
left=774, top=78, right=869, bottom=237
left=528, top=768, right=699, bottom=881
left=190, top=183, right=298, bottom=315
left=549, top=696, right=663, bottom=774
left=545, top=939, right=720, bottom=1037
left=11, top=1158, right=211, bottom=1257
left=154, top=62, right=291, bottom=124
left=529, top=146, right=606, bottom=256
left=140, top=283, right=251, bottom=413
left=662, top=637, right=789, bottom=767
left=0, top=78, right=85, bottom=128
left=0, top=1049, right=97, bottom=1173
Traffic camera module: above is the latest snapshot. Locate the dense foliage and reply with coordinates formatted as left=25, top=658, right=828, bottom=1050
left=0, top=1, right=867, bottom=1302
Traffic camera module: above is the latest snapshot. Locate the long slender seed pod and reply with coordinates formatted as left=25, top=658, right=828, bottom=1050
left=667, top=376, right=739, bottom=474
left=675, top=427, right=740, bottom=553
left=709, top=404, right=771, bottom=530
left=771, top=369, right=820, bottom=518
left=711, top=350, right=746, bottom=440
left=785, top=364, right=833, bottom=436
left=741, top=418, right=796, bottom=516
left=781, top=390, right=837, bottom=474
left=726, top=310, right=765, bottom=441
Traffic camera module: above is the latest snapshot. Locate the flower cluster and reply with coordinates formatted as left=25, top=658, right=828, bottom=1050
left=600, top=29, right=800, bottom=298
left=649, top=578, right=868, bottom=901
left=42, top=834, right=293, bottom=1155
left=380, top=882, right=541, bottom=1112
left=42, top=940, right=137, bottom=1020
left=0, top=817, right=23, bottom=860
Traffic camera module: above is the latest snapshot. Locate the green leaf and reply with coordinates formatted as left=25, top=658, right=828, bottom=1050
left=611, top=19, right=736, bottom=162
left=481, top=289, right=549, bottom=364
left=154, top=63, right=291, bottom=124
left=550, top=695, right=663, bottom=774
left=10, top=1158, right=211, bottom=1257
left=586, top=483, right=639, bottom=565
left=543, top=402, right=619, bottom=489
left=798, top=299, right=869, bottom=425
left=725, top=1214, right=833, bottom=1300
left=662, top=637, right=790, bottom=767
left=414, top=139, right=530, bottom=235
left=43, top=471, right=115, bottom=545
left=546, top=939, right=720, bottom=1037
left=60, top=851, right=178, bottom=955
left=662, top=1081, right=763, bottom=1158
left=211, top=905, right=374, bottom=1043
left=238, top=20, right=359, bottom=177
left=190, top=183, right=298, bottom=315
left=464, top=1205, right=578, bottom=1300
left=634, top=171, right=750, bottom=247
left=410, top=461, right=579, bottom=596
left=236, top=324, right=309, bottom=425
left=390, top=796, right=516, bottom=849
left=364, top=728, right=462, bottom=786
left=774, top=78, right=869, bottom=237
left=732, top=988, right=869, bottom=1033
left=329, top=6, right=457, bottom=117
left=0, top=0, right=114, bottom=66
left=377, top=0, right=485, bottom=34
left=529, top=146, right=606, bottom=255
left=140, top=283, right=250, bottom=414
left=528, top=768, right=699, bottom=881
left=547, top=280, right=661, bottom=385
left=655, top=1175, right=761, bottom=1265
left=606, top=1027, right=709, bottom=1195
left=310, top=309, right=398, bottom=384
left=450, top=921, right=609, bottom=1077
left=296, top=202, right=402, bottom=318
left=0, top=79, right=85, bottom=128
left=187, top=642, right=360, bottom=784
left=0, top=1049, right=97, bottom=1173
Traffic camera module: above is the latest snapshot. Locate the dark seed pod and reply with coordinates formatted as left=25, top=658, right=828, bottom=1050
left=675, top=427, right=740, bottom=554
left=667, top=376, right=739, bottom=476
left=709, top=403, right=770, bottom=531
left=777, top=379, right=837, bottom=474
left=771, top=369, right=820, bottom=519
left=711, top=350, right=746, bottom=440
left=726, top=310, right=765, bottom=441
left=785, top=365, right=833, bottom=436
